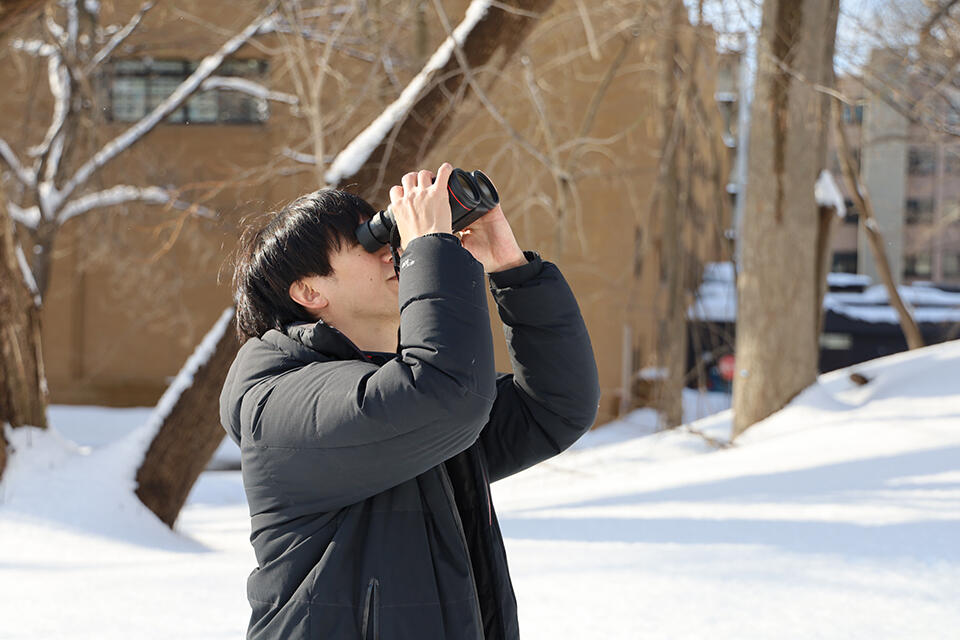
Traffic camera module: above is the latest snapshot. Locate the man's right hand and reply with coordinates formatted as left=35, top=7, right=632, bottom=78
left=389, top=163, right=454, bottom=251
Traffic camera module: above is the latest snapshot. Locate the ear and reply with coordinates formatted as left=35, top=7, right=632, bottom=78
left=289, top=276, right=330, bottom=314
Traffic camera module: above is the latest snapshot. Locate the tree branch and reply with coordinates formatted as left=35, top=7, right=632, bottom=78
left=38, top=54, right=71, bottom=189
left=0, top=138, right=36, bottom=188
left=921, top=0, right=960, bottom=38
left=85, top=1, right=156, bottom=75
left=831, top=96, right=924, bottom=350
left=201, top=75, right=298, bottom=104
left=57, top=185, right=217, bottom=224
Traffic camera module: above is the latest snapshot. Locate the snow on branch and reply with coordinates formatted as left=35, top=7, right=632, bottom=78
left=86, top=1, right=156, bottom=74
left=15, top=243, right=42, bottom=307
left=8, top=203, right=42, bottom=229
left=0, top=138, right=37, bottom=188
left=815, top=170, right=846, bottom=218
left=324, top=0, right=493, bottom=186
left=282, top=147, right=318, bottom=165
left=44, top=14, right=68, bottom=48
left=39, top=55, right=71, bottom=186
left=58, top=2, right=280, bottom=209
left=201, top=76, right=297, bottom=104
left=58, top=185, right=217, bottom=223
left=10, top=39, right=57, bottom=57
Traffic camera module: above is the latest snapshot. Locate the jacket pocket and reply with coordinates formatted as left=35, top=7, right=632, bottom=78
left=361, top=577, right=380, bottom=640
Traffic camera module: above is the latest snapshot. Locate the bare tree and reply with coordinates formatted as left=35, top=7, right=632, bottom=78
left=732, top=0, right=840, bottom=438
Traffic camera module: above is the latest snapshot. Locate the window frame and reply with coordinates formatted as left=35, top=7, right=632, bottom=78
left=107, top=58, right=270, bottom=126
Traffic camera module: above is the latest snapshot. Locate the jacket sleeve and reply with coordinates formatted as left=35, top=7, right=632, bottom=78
left=478, top=252, right=601, bottom=483
left=250, top=234, right=497, bottom=512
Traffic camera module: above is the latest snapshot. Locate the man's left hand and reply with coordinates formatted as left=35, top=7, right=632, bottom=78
left=458, top=204, right=527, bottom=273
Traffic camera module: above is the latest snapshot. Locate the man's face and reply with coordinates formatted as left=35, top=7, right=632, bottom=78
left=314, top=240, right=400, bottom=327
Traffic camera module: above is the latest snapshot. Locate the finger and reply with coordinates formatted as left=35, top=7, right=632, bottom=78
left=434, top=162, right=453, bottom=192
left=389, top=185, right=403, bottom=204
left=401, top=172, right=417, bottom=192
left=417, top=169, right=434, bottom=189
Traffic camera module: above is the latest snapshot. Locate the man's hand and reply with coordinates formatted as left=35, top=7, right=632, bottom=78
left=389, top=163, right=454, bottom=250
left=458, top=203, right=527, bottom=273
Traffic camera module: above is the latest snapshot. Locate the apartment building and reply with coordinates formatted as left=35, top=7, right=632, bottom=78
left=829, top=67, right=960, bottom=286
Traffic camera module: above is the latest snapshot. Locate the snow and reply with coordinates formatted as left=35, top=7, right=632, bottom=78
left=10, top=38, right=57, bottom=57
left=690, top=261, right=960, bottom=324
left=827, top=271, right=872, bottom=288
left=7, top=202, right=41, bottom=229
left=815, top=169, right=846, bottom=217
left=324, top=0, right=493, bottom=186
left=637, top=366, right=668, bottom=380
left=2, top=341, right=959, bottom=638
left=825, top=284, right=960, bottom=324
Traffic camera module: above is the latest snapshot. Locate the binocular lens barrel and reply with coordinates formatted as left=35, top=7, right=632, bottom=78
left=355, top=168, right=499, bottom=252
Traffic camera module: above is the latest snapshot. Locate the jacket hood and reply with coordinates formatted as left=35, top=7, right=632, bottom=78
left=219, top=321, right=368, bottom=444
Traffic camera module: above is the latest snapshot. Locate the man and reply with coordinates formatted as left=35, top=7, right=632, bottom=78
left=220, top=163, right=600, bottom=639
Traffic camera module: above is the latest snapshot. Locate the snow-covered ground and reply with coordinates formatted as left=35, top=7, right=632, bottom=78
left=2, top=342, right=958, bottom=639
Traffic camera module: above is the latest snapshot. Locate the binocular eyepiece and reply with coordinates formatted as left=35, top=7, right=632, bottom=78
left=356, top=168, right=499, bottom=252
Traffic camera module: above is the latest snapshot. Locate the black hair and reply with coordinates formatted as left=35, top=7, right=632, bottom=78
left=232, top=189, right=376, bottom=341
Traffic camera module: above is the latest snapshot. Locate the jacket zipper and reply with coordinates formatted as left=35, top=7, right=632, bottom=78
left=361, top=577, right=380, bottom=640
left=438, top=464, right=485, bottom=635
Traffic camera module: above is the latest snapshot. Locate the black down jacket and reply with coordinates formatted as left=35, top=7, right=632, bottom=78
left=220, top=233, right=600, bottom=639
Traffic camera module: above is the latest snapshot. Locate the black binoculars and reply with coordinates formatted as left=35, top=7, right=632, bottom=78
left=355, top=168, right=499, bottom=252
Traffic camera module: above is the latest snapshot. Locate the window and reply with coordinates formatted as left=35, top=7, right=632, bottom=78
left=908, top=148, right=937, bottom=175
left=831, top=251, right=858, bottom=274
left=905, top=198, right=935, bottom=225
left=843, top=198, right=859, bottom=224
left=842, top=103, right=864, bottom=125
left=904, top=252, right=932, bottom=278
left=109, top=59, right=269, bottom=125
left=944, top=253, right=960, bottom=277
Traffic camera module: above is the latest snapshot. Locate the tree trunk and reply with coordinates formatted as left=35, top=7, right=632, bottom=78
left=732, top=0, right=839, bottom=439
left=654, top=0, right=686, bottom=429
left=134, top=0, right=553, bottom=526
left=28, top=221, right=58, bottom=301
left=344, top=0, right=556, bottom=200
left=0, top=204, right=48, bottom=479
left=135, top=318, right=239, bottom=527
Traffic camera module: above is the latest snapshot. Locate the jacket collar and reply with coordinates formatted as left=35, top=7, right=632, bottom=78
left=274, top=320, right=366, bottom=362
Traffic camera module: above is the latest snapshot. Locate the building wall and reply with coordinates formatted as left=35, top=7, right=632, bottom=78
left=830, top=66, right=960, bottom=286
